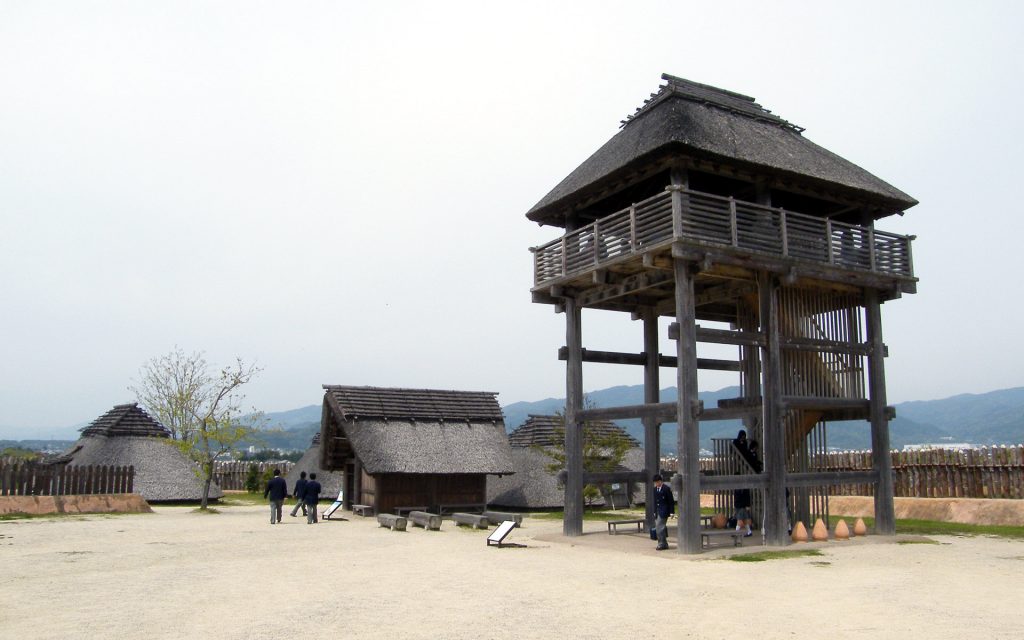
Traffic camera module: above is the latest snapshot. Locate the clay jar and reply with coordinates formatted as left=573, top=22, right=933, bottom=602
left=791, top=521, right=808, bottom=543
left=834, top=519, right=850, bottom=540
left=712, top=513, right=728, bottom=529
left=854, top=517, right=868, bottom=536
left=812, top=518, right=829, bottom=541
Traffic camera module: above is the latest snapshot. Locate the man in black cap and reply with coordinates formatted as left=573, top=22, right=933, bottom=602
left=652, top=474, right=674, bottom=550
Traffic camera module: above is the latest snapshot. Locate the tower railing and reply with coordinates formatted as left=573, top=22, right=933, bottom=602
left=531, top=188, right=915, bottom=289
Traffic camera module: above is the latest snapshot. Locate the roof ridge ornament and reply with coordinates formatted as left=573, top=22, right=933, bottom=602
left=620, top=73, right=804, bottom=134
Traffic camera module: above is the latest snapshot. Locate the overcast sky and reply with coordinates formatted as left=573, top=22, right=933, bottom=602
left=2, top=1, right=1022, bottom=437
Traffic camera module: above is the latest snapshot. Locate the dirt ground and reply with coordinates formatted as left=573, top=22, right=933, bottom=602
left=1, top=503, right=1022, bottom=640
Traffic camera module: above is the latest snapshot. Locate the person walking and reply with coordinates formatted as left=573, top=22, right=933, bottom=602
left=652, top=474, right=675, bottom=551
left=289, top=471, right=308, bottom=518
left=304, top=472, right=322, bottom=524
left=263, top=468, right=288, bottom=525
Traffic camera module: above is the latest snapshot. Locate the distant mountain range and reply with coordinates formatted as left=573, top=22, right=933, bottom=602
left=5, top=387, right=1022, bottom=454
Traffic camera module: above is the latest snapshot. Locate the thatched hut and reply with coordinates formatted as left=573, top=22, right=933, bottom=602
left=488, top=414, right=644, bottom=509
left=319, top=385, right=514, bottom=515
left=284, top=432, right=343, bottom=500
left=54, top=403, right=223, bottom=502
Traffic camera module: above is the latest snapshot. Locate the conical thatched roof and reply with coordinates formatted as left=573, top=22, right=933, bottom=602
left=527, top=74, right=917, bottom=227
left=488, top=415, right=644, bottom=509
left=284, top=433, right=343, bottom=500
left=60, top=403, right=223, bottom=502
left=507, top=414, right=640, bottom=449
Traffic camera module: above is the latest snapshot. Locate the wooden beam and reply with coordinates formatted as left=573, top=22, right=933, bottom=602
left=556, top=347, right=740, bottom=371
left=673, top=255, right=702, bottom=555
left=563, top=298, right=583, bottom=537
left=558, top=470, right=647, bottom=485
left=866, top=288, right=896, bottom=535
left=786, top=470, right=878, bottom=488
left=780, top=335, right=872, bottom=356
left=760, top=273, right=789, bottom=547
left=642, top=308, right=661, bottom=531
left=578, top=403, right=678, bottom=422
left=700, top=474, right=769, bottom=490
left=670, top=324, right=767, bottom=347
left=576, top=270, right=674, bottom=308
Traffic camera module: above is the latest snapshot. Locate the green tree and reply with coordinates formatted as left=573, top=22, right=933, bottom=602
left=535, top=402, right=633, bottom=506
left=132, top=348, right=265, bottom=509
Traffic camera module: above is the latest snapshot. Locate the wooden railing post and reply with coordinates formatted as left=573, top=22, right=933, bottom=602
left=593, top=220, right=601, bottom=266
left=629, top=204, right=637, bottom=252
left=867, top=226, right=877, bottom=272
left=826, top=219, right=834, bottom=265
left=780, top=210, right=788, bottom=257
left=729, top=197, right=738, bottom=247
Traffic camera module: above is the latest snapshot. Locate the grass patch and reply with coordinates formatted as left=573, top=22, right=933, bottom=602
left=532, top=509, right=644, bottom=522
left=897, top=538, right=940, bottom=545
left=828, top=515, right=1024, bottom=540
left=729, top=549, right=824, bottom=562
left=218, top=493, right=266, bottom=507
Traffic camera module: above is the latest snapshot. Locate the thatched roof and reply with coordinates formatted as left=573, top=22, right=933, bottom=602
left=80, top=403, right=171, bottom=438
left=57, top=403, right=222, bottom=502
left=527, top=74, right=917, bottom=227
left=487, top=446, right=645, bottom=509
left=284, top=433, right=343, bottom=500
left=322, top=386, right=514, bottom=475
left=507, top=414, right=640, bottom=449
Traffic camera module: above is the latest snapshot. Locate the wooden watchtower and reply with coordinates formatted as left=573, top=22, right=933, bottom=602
left=526, top=75, right=918, bottom=553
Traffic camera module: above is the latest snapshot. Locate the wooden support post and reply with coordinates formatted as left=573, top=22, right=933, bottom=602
left=642, top=308, right=661, bottom=531
left=759, top=273, right=789, bottom=546
left=563, top=297, right=584, bottom=537
left=673, top=258, right=701, bottom=554
left=865, top=288, right=896, bottom=534
left=353, top=457, right=362, bottom=510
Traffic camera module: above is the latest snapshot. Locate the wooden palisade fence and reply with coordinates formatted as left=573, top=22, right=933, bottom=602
left=0, top=459, right=134, bottom=496
left=213, top=460, right=294, bottom=491
left=695, top=445, right=1024, bottom=500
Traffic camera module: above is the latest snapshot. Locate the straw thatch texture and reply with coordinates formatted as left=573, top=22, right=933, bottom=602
left=322, top=386, right=513, bottom=475
left=527, top=74, right=917, bottom=226
left=488, top=415, right=644, bottom=509
left=284, top=433, right=343, bottom=499
left=60, top=403, right=223, bottom=502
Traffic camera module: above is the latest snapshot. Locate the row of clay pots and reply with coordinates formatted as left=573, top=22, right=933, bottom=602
left=791, top=517, right=868, bottom=542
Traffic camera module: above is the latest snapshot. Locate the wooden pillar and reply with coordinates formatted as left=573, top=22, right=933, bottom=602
left=759, top=273, right=789, bottom=546
left=865, top=288, right=896, bottom=534
left=642, top=308, right=661, bottom=530
left=563, top=296, right=584, bottom=537
left=673, top=258, right=701, bottom=554
left=353, top=456, right=362, bottom=508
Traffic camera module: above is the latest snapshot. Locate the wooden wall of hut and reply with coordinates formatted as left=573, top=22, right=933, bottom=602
left=364, top=473, right=486, bottom=515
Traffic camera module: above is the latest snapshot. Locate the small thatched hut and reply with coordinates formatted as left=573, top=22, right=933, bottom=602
left=54, top=403, right=223, bottom=502
left=284, top=432, right=343, bottom=500
left=488, top=414, right=644, bottom=509
left=319, top=385, right=514, bottom=515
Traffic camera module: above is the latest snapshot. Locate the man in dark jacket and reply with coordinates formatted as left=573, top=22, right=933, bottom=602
left=304, top=472, right=322, bottom=524
left=653, top=474, right=675, bottom=551
left=263, top=468, right=288, bottom=525
left=289, top=471, right=308, bottom=518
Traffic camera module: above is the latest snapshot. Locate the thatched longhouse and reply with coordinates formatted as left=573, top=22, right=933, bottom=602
left=55, top=403, right=223, bottom=502
left=319, top=386, right=514, bottom=515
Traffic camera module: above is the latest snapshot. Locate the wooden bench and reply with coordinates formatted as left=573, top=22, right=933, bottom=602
left=352, top=504, right=374, bottom=517
left=701, top=529, right=744, bottom=548
left=607, top=518, right=645, bottom=535
left=482, top=510, right=522, bottom=527
left=377, top=513, right=407, bottom=531
left=408, top=510, right=442, bottom=531
left=452, top=512, right=490, bottom=529
left=395, top=505, right=429, bottom=517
